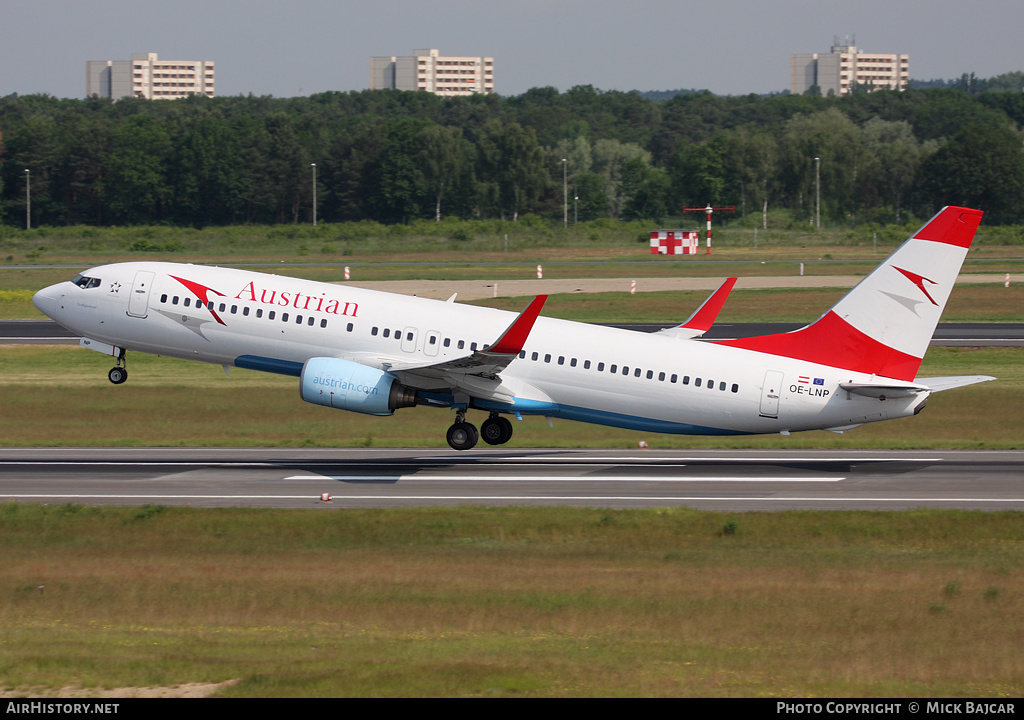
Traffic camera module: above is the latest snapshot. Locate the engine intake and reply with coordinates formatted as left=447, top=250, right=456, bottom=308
left=300, top=357, right=416, bottom=416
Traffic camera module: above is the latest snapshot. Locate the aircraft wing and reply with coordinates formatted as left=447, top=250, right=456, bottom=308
left=364, top=295, right=549, bottom=403
left=655, top=277, right=737, bottom=339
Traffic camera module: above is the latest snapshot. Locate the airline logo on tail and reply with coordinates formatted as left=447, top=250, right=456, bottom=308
left=892, top=266, right=939, bottom=307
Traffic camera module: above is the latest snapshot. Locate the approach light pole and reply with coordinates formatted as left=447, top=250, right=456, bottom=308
left=25, top=169, right=30, bottom=230
left=814, top=156, right=820, bottom=230
left=574, top=189, right=578, bottom=225
left=562, top=158, right=567, bottom=228
left=311, top=163, right=317, bottom=226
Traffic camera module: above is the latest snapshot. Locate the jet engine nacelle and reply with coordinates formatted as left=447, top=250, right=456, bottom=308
left=300, top=357, right=416, bottom=416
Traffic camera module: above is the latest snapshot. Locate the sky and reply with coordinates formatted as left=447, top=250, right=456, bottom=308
left=4, top=0, right=1022, bottom=99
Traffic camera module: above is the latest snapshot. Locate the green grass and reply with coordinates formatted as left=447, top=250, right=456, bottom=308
left=0, top=346, right=1020, bottom=449
left=1, top=504, right=1022, bottom=697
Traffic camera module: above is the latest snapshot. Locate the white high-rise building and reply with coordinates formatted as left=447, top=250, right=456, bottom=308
left=87, top=52, right=215, bottom=100
left=370, top=49, right=494, bottom=96
left=791, top=37, right=908, bottom=97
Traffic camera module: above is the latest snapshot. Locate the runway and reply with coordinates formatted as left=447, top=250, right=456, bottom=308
left=2, top=448, right=1022, bottom=511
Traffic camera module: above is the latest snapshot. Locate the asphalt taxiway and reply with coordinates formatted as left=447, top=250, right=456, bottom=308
left=1, top=448, right=1022, bottom=511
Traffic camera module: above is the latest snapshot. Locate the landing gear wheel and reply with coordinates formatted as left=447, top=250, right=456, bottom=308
left=447, top=422, right=479, bottom=451
left=481, top=415, right=514, bottom=445
left=108, top=366, right=128, bottom=385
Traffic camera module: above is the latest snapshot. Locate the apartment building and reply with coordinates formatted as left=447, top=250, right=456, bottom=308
left=791, top=36, right=908, bottom=96
left=87, top=52, right=215, bottom=100
left=370, top=49, right=494, bottom=96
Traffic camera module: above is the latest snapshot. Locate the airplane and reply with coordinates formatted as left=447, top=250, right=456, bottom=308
left=31, top=205, right=994, bottom=450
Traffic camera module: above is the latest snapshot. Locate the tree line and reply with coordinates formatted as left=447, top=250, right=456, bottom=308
left=2, top=83, right=1024, bottom=229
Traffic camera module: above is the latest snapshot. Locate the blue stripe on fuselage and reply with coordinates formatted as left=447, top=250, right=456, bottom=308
left=473, top=398, right=745, bottom=436
left=235, top=355, right=304, bottom=377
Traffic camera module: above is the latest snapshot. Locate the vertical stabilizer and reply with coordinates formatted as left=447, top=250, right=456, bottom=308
left=716, top=206, right=983, bottom=381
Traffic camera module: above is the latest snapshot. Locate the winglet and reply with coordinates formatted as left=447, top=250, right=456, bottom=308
left=657, top=278, right=736, bottom=339
left=487, top=295, right=548, bottom=355
left=681, top=277, right=737, bottom=334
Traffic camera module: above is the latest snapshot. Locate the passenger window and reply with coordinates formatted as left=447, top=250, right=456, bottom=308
left=683, top=376, right=690, bottom=385
left=160, top=294, right=168, bottom=303
left=407, top=332, right=414, bottom=341
left=584, top=360, right=591, bottom=369
left=647, top=370, right=654, bottom=379
left=296, top=315, right=303, bottom=324
left=622, top=366, right=629, bottom=376
left=598, top=363, right=605, bottom=372
left=231, top=305, right=237, bottom=314
left=256, top=309, right=263, bottom=319
left=731, top=384, right=739, bottom=393
left=558, top=356, right=564, bottom=365
left=658, top=372, right=665, bottom=381
left=383, top=329, right=390, bottom=338
left=518, top=350, right=525, bottom=358
left=372, top=327, right=379, bottom=336
left=458, top=340, right=465, bottom=349
left=172, top=296, right=179, bottom=305
left=219, top=303, right=226, bottom=312
left=670, top=374, right=677, bottom=383
left=282, top=313, right=289, bottom=322
left=443, top=338, right=451, bottom=347
left=532, top=352, right=539, bottom=361
left=719, top=382, right=726, bottom=391
left=695, top=378, right=702, bottom=387
left=345, top=322, right=352, bottom=331
left=471, top=342, right=478, bottom=351
left=269, top=311, right=276, bottom=320
left=243, top=307, right=250, bottom=316
left=308, top=317, right=315, bottom=326
left=544, top=354, right=551, bottom=363
left=610, top=364, right=617, bottom=373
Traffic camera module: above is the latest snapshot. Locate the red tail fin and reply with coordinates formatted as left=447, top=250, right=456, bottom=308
left=714, top=207, right=983, bottom=381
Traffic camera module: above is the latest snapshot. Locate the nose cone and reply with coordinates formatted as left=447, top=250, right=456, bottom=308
left=32, top=285, right=60, bottom=319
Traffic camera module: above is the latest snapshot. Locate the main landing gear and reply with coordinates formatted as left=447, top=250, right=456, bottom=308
left=446, top=411, right=514, bottom=451
left=108, top=351, right=127, bottom=385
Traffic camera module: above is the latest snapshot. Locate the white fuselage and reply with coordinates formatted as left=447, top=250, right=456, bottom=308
left=34, top=261, right=926, bottom=436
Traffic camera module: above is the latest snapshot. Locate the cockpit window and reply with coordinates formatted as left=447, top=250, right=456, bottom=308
left=71, top=274, right=102, bottom=289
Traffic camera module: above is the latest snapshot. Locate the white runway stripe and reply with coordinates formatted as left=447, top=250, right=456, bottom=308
left=283, top=474, right=846, bottom=482
left=4, top=494, right=1024, bottom=503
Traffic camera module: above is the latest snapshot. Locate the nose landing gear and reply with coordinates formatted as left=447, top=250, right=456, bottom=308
left=108, top=350, right=128, bottom=385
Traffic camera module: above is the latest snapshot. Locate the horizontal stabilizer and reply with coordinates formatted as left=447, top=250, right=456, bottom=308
left=915, top=375, right=996, bottom=393
left=840, top=381, right=930, bottom=399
